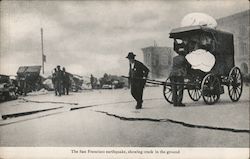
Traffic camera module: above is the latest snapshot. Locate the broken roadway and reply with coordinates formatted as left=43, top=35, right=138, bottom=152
left=0, top=86, right=249, bottom=147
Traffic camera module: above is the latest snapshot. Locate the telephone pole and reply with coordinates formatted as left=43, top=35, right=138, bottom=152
left=41, top=28, right=44, bottom=74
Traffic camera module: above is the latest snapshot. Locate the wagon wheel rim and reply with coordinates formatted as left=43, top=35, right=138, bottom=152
left=188, top=88, right=201, bottom=101
left=201, top=74, right=220, bottom=105
left=163, top=78, right=173, bottom=104
left=228, top=67, right=243, bottom=102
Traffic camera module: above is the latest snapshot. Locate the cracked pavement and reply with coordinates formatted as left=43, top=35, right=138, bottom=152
left=0, top=86, right=249, bottom=147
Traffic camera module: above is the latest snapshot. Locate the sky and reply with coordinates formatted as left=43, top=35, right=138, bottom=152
left=0, top=0, right=249, bottom=77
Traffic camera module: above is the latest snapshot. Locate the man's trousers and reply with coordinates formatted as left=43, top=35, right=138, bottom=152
left=170, top=76, right=184, bottom=106
left=131, top=79, right=146, bottom=107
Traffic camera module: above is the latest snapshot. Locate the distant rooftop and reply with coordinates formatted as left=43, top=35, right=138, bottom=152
left=217, top=9, right=249, bottom=22
left=17, top=65, right=41, bottom=74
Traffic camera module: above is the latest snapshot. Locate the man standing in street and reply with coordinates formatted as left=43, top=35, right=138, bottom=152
left=126, top=52, right=149, bottom=109
left=18, top=74, right=27, bottom=96
left=90, top=74, right=95, bottom=89
left=169, top=38, right=191, bottom=106
left=56, top=65, right=63, bottom=96
left=52, top=68, right=58, bottom=96
left=62, top=67, right=70, bottom=95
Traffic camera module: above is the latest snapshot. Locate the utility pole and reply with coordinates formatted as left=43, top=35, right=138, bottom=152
left=41, top=28, right=44, bottom=74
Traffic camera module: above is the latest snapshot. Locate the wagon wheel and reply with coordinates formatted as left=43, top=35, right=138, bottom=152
left=228, top=67, right=243, bottom=102
left=163, top=78, right=173, bottom=104
left=188, top=88, right=201, bottom=101
left=201, top=74, right=221, bottom=105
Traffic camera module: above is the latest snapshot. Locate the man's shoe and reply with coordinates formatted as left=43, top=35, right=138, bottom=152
left=179, top=103, right=185, bottom=106
left=135, top=104, right=142, bottom=109
left=174, top=103, right=185, bottom=107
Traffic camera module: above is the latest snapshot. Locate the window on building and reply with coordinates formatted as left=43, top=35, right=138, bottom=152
left=160, top=55, right=168, bottom=65
left=152, top=54, right=159, bottom=66
left=147, top=53, right=151, bottom=64
left=144, top=52, right=150, bottom=64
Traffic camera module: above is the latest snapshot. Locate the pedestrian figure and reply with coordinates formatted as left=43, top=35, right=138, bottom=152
left=62, top=67, right=70, bottom=95
left=90, top=74, right=95, bottom=89
left=56, top=65, right=63, bottom=96
left=169, top=38, right=194, bottom=106
left=126, top=52, right=149, bottom=109
left=52, top=68, right=58, bottom=96
left=170, top=56, right=188, bottom=106
left=18, top=75, right=27, bottom=96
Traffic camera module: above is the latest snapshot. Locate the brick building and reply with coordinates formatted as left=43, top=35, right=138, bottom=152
left=141, top=46, right=174, bottom=79
left=217, top=10, right=250, bottom=74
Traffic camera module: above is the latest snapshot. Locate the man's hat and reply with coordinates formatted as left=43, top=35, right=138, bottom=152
left=126, top=52, right=136, bottom=59
left=57, top=65, right=60, bottom=68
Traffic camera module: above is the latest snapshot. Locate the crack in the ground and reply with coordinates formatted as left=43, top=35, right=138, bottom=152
left=70, top=98, right=164, bottom=111
left=70, top=105, right=97, bottom=111
left=21, top=98, right=78, bottom=105
left=4, top=97, right=248, bottom=134
left=21, top=97, right=163, bottom=107
left=0, top=100, right=136, bottom=125
left=95, top=110, right=250, bottom=134
left=0, top=100, right=136, bottom=123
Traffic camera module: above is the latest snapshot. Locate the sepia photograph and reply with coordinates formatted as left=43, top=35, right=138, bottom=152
left=0, top=0, right=249, bottom=158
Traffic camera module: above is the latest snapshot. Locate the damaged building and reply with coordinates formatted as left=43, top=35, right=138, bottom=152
left=142, top=46, right=174, bottom=79
left=217, top=10, right=250, bottom=75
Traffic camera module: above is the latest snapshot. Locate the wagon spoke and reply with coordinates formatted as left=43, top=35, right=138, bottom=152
left=165, top=89, right=170, bottom=94
left=234, top=91, right=237, bottom=99
left=232, top=89, right=235, bottom=97
left=236, top=87, right=241, bottom=93
left=233, top=89, right=237, bottom=99
left=209, top=96, right=213, bottom=103
left=195, top=90, right=198, bottom=99
left=167, top=92, right=172, bottom=98
left=208, top=96, right=211, bottom=103
left=229, top=87, right=234, bottom=94
left=236, top=70, right=240, bottom=77
left=211, top=95, right=214, bottom=101
left=234, top=88, right=237, bottom=95
left=213, top=95, right=217, bottom=101
left=205, top=96, right=208, bottom=101
left=166, top=92, right=171, bottom=97
left=235, top=88, right=240, bottom=97
left=192, top=90, right=196, bottom=99
left=213, top=95, right=216, bottom=101
left=193, top=90, right=196, bottom=97
left=212, top=95, right=215, bottom=100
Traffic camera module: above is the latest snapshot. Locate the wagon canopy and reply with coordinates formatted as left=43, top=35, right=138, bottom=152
left=169, top=25, right=230, bottom=38
left=169, top=25, right=235, bottom=75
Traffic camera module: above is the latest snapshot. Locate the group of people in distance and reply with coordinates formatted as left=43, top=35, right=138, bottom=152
left=52, top=65, right=70, bottom=96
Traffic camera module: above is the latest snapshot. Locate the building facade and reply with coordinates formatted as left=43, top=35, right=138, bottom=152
left=217, top=10, right=250, bottom=75
left=142, top=46, right=174, bottom=79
